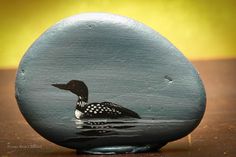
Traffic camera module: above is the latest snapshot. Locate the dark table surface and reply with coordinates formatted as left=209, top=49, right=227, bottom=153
left=0, top=59, right=236, bottom=157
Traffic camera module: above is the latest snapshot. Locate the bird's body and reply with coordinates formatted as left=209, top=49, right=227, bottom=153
left=75, top=101, right=140, bottom=119
left=52, top=80, right=140, bottom=120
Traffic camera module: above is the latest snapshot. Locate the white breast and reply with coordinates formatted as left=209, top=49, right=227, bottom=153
left=75, top=109, right=83, bottom=119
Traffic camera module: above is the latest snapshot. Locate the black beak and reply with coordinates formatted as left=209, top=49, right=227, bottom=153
left=51, top=84, right=68, bottom=90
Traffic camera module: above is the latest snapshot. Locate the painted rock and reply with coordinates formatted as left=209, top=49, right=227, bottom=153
left=15, top=13, right=206, bottom=154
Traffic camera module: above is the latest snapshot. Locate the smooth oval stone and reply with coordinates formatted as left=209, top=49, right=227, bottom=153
left=15, top=13, right=206, bottom=154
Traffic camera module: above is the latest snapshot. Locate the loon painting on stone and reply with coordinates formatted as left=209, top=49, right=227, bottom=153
left=52, top=80, right=140, bottom=119
left=15, top=13, right=206, bottom=154
left=52, top=80, right=141, bottom=137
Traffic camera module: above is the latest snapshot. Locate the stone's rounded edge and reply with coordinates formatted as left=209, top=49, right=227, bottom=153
left=77, top=143, right=167, bottom=154
left=188, top=75, right=207, bottom=140
left=190, top=62, right=207, bottom=124
left=54, top=12, right=155, bottom=34
left=35, top=12, right=153, bottom=43
left=197, top=71, right=207, bottom=120
left=180, top=66, right=207, bottom=140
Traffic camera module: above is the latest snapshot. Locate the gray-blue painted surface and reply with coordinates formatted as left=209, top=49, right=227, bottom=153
left=15, top=13, right=206, bottom=153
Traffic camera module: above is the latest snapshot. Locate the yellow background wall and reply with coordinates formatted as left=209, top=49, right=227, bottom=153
left=0, top=0, right=236, bottom=69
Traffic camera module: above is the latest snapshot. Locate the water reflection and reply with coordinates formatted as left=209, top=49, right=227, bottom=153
left=61, top=118, right=195, bottom=144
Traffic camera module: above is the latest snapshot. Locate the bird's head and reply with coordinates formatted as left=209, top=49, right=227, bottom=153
left=52, top=80, right=88, bottom=102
